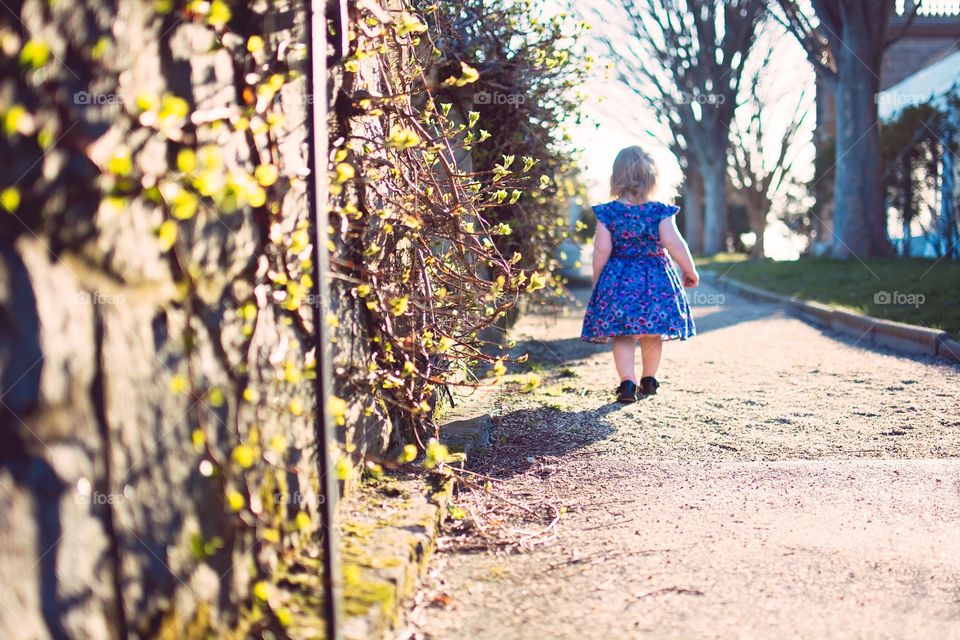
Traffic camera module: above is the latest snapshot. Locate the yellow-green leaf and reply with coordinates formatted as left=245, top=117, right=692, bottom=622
left=334, top=162, right=355, bottom=184
left=107, top=148, right=134, bottom=176
left=519, top=373, right=541, bottom=393
left=395, top=12, right=428, bottom=36
left=171, top=189, right=198, bottom=220
left=176, top=148, right=196, bottom=173
left=226, top=489, right=245, bottom=512
left=191, top=428, right=205, bottom=453
left=207, top=0, right=232, bottom=27
left=386, top=126, right=421, bottom=149
left=159, top=94, right=189, bottom=121
left=389, top=296, right=409, bottom=316
left=289, top=397, right=304, bottom=416
left=246, top=35, right=264, bottom=53
left=443, top=61, right=480, bottom=87
left=231, top=444, right=255, bottom=469
left=19, top=39, right=50, bottom=69
left=527, top=271, right=547, bottom=292
left=276, top=607, right=293, bottom=627
left=0, top=187, right=21, bottom=213
left=262, top=528, right=280, bottom=544
left=335, top=456, right=354, bottom=481
left=3, top=105, right=32, bottom=137
left=329, top=395, right=347, bottom=426
left=397, top=443, right=417, bottom=463
left=135, top=92, right=159, bottom=112
left=169, top=374, right=189, bottom=393
left=254, top=163, right=279, bottom=186
left=252, top=581, right=270, bottom=602
left=424, top=439, right=450, bottom=469
left=157, top=220, right=177, bottom=251
left=208, top=387, right=225, bottom=407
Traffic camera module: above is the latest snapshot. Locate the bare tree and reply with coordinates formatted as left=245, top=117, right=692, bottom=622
left=775, top=0, right=899, bottom=258
left=729, top=40, right=812, bottom=258
left=592, top=0, right=765, bottom=255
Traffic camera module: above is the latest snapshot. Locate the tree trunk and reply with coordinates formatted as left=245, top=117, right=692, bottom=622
left=830, top=26, right=892, bottom=258
left=683, top=164, right=704, bottom=255
left=901, top=150, right=913, bottom=256
left=747, top=202, right=767, bottom=258
left=813, top=73, right=836, bottom=251
left=701, top=157, right=727, bottom=256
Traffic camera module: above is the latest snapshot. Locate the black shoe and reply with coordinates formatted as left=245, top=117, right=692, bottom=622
left=639, top=376, right=659, bottom=397
left=616, top=380, right=638, bottom=403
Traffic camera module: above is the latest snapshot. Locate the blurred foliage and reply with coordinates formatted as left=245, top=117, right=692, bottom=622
left=727, top=202, right=750, bottom=253
left=422, top=0, right=591, bottom=274
left=880, top=100, right=949, bottom=252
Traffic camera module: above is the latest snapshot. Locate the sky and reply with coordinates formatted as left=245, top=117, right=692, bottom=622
left=565, top=1, right=817, bottom=259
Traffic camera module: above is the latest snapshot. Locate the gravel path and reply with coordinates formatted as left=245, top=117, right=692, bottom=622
left=403, top=279, right=960, bottom=640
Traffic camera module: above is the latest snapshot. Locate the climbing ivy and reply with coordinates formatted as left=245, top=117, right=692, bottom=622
left=1, top=0, right=335, bottom=634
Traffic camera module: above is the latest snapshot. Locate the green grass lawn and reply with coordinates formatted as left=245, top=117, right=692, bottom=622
left=696, top=254, right=960, bottom=337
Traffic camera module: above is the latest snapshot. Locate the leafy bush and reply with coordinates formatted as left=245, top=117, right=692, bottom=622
left=328, top=0, right=588, bottom=448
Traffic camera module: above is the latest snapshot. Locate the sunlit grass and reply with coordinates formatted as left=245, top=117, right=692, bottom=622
left=694, top=252, right=750, bottom=269
left=698, top=255, right=960, bottom=337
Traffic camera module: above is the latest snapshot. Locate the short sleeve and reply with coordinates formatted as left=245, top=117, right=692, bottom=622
left=657, top=202, right=680, bottom=221
left=592, top=203, right=613, bottom=227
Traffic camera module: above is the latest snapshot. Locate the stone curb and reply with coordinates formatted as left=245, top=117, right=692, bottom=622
left=340, top=474, right=454, bottom=640
left=441, top=414, right=494, bottom=456
left=713, top=274, right=958, bottom=364
left=437, top=382, right=498, bottom=457
left=940, top=338, right=960, bottom=362
left=338, top=403, right=495, bottom=639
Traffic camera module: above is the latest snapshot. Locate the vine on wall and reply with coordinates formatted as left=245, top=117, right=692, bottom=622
left=2, top=0, right=335, bottom=634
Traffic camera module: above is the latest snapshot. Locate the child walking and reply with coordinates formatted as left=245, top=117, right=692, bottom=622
left=581, top=146, right=699, bottom=403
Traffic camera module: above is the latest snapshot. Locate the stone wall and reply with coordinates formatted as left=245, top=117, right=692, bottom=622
left=0, top=1, right=327, bottom=637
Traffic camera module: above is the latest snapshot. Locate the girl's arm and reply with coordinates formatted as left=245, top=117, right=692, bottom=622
left=659, top=216, right=699, bottom=288
left=592, top=222, right=613, bottom=283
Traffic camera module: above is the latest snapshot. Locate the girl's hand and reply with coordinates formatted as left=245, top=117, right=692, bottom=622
left=682, top=269, right=700, bottom=288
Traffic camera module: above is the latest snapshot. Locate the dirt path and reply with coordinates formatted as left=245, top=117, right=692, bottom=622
left=402, top=278, right=960, bottom=640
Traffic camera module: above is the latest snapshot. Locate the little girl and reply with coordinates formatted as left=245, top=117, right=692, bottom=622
left=581, top=146, right=699, bottom=403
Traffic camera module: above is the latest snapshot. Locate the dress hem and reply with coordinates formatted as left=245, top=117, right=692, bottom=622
left=580, top=331, right=694, bottom=344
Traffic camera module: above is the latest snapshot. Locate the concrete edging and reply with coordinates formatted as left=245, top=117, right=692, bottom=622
left=712, top=273, right=958, bottom=364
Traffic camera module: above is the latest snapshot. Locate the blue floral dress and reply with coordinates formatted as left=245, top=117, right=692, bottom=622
left=581, top=200, right=696, bottom=343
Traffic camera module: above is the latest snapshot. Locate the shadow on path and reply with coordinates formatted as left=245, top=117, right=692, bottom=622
left=472, top=402, right=628, bottom=480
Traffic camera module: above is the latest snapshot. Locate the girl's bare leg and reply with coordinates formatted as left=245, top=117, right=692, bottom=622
left=611, top=336, right=637, bottom=382
left=638, top=335, right=663, bottom=378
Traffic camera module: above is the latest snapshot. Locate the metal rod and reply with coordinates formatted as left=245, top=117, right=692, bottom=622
left=304, top=0, right=343, bottom=637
